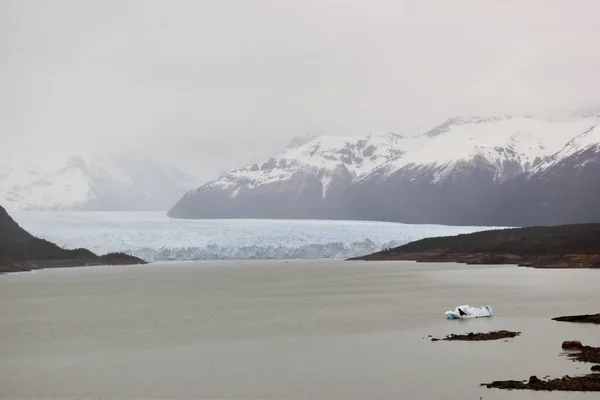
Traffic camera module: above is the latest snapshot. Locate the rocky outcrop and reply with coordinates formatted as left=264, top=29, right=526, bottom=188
left=554, top=314, right=600, bottom=325
left=483, top=374, right=600, bottom=391
left=562, top=341, right=584, bottom=350
left=431, top=330, right=520, bottom=342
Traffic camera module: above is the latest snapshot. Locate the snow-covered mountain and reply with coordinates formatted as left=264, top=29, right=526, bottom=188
left=168, top=113, right=600, bottom=226
left=348, top=114, right=600, bottom=225
left=489, top=117, right=600, bottom=226
left=201, top=132, right=405, bottom=197
left=168, top=132, right=407, bottom=219
left=528, top=122, right=600, bottom=178
left=0, top=154, right=198, bottom=211
left=360, top=116, right=587, bottom=184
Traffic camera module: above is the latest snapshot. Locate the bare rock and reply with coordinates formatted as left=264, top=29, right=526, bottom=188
left=562, top=341, right=583, bottom=350
left=431, top=330, right=520, bottom=342
left=553, top=314, right=600, bottom=325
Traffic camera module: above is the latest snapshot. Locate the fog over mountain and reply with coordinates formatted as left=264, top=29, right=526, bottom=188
left=2, top=0, right=600, bottom=188
left=0, top=152, right=199, bottom=211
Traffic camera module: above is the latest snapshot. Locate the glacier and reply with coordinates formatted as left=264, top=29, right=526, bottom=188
left=11, top=211, right=504, bottom=261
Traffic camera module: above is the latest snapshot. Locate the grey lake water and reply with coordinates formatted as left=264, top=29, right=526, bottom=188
left=1, top=260, right=599, bottom=399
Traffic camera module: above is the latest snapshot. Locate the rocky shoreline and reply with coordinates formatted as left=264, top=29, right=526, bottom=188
left=478, top=313, right=600, bottom=392
left=561, top=342, right=600, bottom=365
left=349, top=251, right=600, bottom=268
left=0, top=252, right=147, bottom=274
left=552, top=313, right=600, bottom=325
left=482, top=373, right=600, bottom=392
left=430, top=330, right=520, bottom=342
left=430, top=312, right=600, bottom=392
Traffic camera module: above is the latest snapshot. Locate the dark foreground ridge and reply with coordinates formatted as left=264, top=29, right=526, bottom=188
left=348, top=224, right=600, bottom=268
left=0, top=205, right=146, bottom=273
left=431, top=330, right=520, bottom=342
left=553, top=314, right=600, bottom=325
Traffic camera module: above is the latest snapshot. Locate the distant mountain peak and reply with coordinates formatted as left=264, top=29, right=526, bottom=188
left=286, top=133, right=322, bottom=148
left=422, top=115, right=521, bottom=138
left=0, top=154, right=199, bottom=211
left=65, top=155, right=87, bottom=170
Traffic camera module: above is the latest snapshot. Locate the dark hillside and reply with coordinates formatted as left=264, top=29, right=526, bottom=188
left=0, top=205, right=146, bottom=273
left=349, top=224, right=600, bottom=268
left=0, top=205, right=33, bottom=245
left=391, top=224, right=600, bottom=255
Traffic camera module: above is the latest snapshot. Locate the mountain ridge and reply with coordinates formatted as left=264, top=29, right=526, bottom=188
left=168, top=112, right=600, bottom=226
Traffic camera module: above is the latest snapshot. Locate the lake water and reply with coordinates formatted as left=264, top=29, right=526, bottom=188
left=1, top=260, right=599, bottom=399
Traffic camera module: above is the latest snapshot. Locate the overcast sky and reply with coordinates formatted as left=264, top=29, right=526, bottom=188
left=2, top=0, right=600, bottom=182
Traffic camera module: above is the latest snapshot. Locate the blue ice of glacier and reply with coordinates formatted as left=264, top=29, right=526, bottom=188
left=11, top=211, right=504, bottom=261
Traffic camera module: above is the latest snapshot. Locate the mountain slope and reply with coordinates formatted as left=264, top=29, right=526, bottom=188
left=0, top=155, right=198, bottom=211
left=0, top=205, right=32, bottom=245
left=348, top=115, right=600, bottom=225
left=168, top=132, right=406, bottom=219
left=486, top=120, right=600, bottom=226
left=169, top=114, right=600, bottom=225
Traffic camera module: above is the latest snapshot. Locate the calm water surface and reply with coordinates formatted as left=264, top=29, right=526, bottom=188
left=1, top=260, right=599, bottom=399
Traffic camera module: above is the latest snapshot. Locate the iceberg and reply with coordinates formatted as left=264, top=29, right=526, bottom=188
left=445, top=305, right=493, bottom=320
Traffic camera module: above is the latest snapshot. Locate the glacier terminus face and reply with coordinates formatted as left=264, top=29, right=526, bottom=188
left=11, top=211, right=502, bottom=262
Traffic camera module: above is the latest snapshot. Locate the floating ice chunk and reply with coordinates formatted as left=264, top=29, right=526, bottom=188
left=445, top=305, right=493, bottom=320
